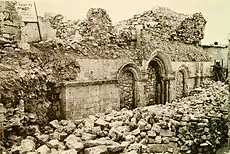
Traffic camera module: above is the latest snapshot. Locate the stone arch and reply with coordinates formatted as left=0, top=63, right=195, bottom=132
left=117, top=62, right=141, bottom=110
left=144, top=49, right=173, bottom=76
left=175, top=64, right=190, bottom=98
left=144, top=49, right=173, bottom=105
left=117, top=62, right=142, bottom=81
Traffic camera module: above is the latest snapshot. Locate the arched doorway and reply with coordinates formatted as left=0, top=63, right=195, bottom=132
left=117, top=63, right=141, bottom=110
left=143, top=50, right=173, bottom=105
left=118, top=70, right=136, bottom=109
left=146, top=60, right=166, bottom=105
left=175, top=65, right=189, bottom=98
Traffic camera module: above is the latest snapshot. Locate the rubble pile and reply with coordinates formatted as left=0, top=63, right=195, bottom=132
left=115, top=7, right=206, bottom=44
left=0, top=42, right=81, bottom=140
left=42, top=7, right=210, bottom=62
left=114, top=7, right=210, bottom=62
left=174, top=13, right=206, bottom=44
left=139, top=40, right=211, bottom=62
left=47, top=14, right=80, bottom=40
left=2, top=80, right=228, bottom=154
left=40, top=8, right=133, bottom=60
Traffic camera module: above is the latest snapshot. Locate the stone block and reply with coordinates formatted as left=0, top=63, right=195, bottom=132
left=148, top=144, right=169, bottom=153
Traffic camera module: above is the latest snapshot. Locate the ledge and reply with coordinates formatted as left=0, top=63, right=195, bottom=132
left=58, top=79, right=118, bottom=87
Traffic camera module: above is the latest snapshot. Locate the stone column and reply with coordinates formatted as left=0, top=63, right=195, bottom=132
left=195, top=62, right=201, bottom=87
left=0, top=103, right=6, bottom=140
left=136, top=25, right=143, bottom=47
left=165, top=73, right=175, bottom=103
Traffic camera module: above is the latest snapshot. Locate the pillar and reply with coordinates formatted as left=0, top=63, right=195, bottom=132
left=0, top=103, right=6, bottom=140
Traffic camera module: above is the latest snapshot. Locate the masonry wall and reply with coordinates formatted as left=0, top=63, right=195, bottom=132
left=59, top=58, right=134, bottom=120
left=21, top=17, right=56, bottom=43
left=59, top=58, right=214, bottom=120
left=0, top=1, right=21, bottom=40
left=60, top=80, right=120, bottom=120
left=0, top=103, right=5, bottom=140
left=202, top=46, right=228, bottom=68
left=169, top=61, right=213, bottom=101
left=76, top=58, right=132, bottom=81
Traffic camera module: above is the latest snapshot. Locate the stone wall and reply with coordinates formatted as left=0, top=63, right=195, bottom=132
left=0, top=1, right=21, bottom=41
left=118, top=70, right=136, bottom=110
left=4, top=80, right=228, bottom=154
left=59, top=80, right=120, bottom=120
left=76, top=58, right=131, bottom=81
left=21, top=17, right=56, bottom=43
left=145, top=65, right=158, bottom=105
left=58, top=57, right=214, bottom=121
left=202, top=45, right=228, bottom=68
left=170, top=61, right=213, bottom=100
left=0, top=103, right=5, bottom=140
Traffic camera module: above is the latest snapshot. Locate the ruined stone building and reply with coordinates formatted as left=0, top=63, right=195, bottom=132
left=0, top=1, right=229, bottom=154
left=0, top=1, right=228, bottom=122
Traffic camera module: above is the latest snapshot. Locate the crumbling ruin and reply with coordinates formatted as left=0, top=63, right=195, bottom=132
left=0, top=1, right=229, bottom=154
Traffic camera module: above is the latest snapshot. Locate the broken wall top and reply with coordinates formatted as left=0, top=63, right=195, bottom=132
left=0, top=1, right=21, bottom=40
left=34, top=7, right=210, bottom=63
left=115, top=6, right=207, bottom=44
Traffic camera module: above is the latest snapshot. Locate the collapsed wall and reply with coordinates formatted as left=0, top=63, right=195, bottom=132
left=44, top=7, right=211, bottom=64
left=0, top=5, right=224, bottom=154
left=0, top=1, right=21, bottom=41
left=115, top=7, right=206, bottom=44
left=2, top=81, right=228, bottom=154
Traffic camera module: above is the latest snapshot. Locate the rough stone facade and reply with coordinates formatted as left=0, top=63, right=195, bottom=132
left=0, top=103, right=5, bottom=140
left=175, top=71, right=185, bottom=98
left=59, top=80, right=120, bottom=120
left=0, top=1, right=21, bottom=40
left=0, top=5, right=228, bottom=154
left=58, top=55, right=214, bottom=120
left=118, top=70, right=136, bottom=110
left=146, top=64, right=158, bottom=106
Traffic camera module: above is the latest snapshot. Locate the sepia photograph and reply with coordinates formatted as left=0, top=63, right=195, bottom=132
left=0, top=0, right=229, bottom=153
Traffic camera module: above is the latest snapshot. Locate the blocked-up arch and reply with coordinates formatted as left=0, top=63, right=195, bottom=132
left=144, top=49, right=173, bottom=105
left=175, top=64, right=190, bottom=98
left=117, top=62, right=142, bottom=81
left=117, top=62, right=141, bottom=110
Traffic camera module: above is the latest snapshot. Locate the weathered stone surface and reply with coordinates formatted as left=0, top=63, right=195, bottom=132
left=84, top=138, right=115, bottom=148
left=160, top=129, right=173, bottom=137
left=50, top=120, right=61, bottom=129
left=128, top=143, right=142, bottom=153
left=107, top=144, right=126, bottom=153
left=37, top=134, right=49, bottom=143
left=81, top=132, right=97, bottom=141
left=47, top=139, right=60, bottom=149
left=155, top=136, right=162, bottom=144
left=84, top=145, right=108, bottom=154
left=37, top=145, right=50, bottom=154
left=95, top=118, right=109, bottom=127
left=20, top=139, right=35, bottom=153
left=59, top=149, right=78, bottom=154
left=64, top=121, right=76, bottom=134
left=2, top=80, right=229, bottom=154
left=152, top=124, right=161, bottom=134
left=131, top=128, right=141, bottom=136
left=65, top=134, right=83, bottom=150
left=148, top=144, right=169, bottom=152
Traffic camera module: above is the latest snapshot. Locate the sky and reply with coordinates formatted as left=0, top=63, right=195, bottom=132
left=32, top=0, right=230, bottom=45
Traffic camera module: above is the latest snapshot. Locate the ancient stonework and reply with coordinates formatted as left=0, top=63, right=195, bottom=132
left=118, top=70, right=136, bottom=110
left=146, top=65, right=157, bottom=105
left=175, top=71, right=185, bottom=98
left=0, top=1, right=21, bottom=40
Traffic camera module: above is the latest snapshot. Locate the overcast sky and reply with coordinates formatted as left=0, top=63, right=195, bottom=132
left=33, top=0, right=230, bottom=45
